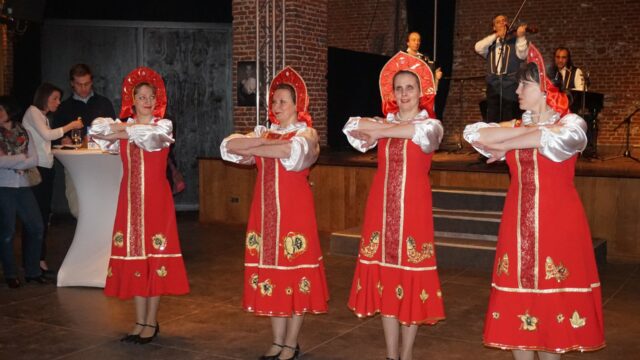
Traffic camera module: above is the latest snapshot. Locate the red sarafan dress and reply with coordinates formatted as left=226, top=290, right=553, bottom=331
left=344, top=111, right=446, bottom=325
left=221, top=122, right=329, bottom=316
left=91, top=117, right=190, bottom=299
left=465, top=113, right=605, bottom=353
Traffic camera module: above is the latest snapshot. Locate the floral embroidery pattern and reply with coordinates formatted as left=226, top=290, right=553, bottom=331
left=497, top=253, right=509, bottom=276
left=360, top=231, right=380, bottom=258
left=113, top=231, right=124, bottom=248
left=518, top=311, right=538, bottom=331
left=250, top=273, right=259, bottom=290
left=395, top=285, right=404, bottom=300
left=545, top=256, right=569, bottom=282
left=285, top=287, right=293, bottom=295
left=156, top=266, right=167, bottom=277
left=406, top=237, right=434, bottom=263
left=259, top=279, right=274, bottom=296
left=557, top=314, right=565, bottom=323
left=246, top=232, right=261, bottom=256
left=152, top=233, right=167, bottom=250
left=570, top=311, right=586, bottom=328
left=107, top=267, right=113, bottom=277
left=492, top=312, right=500, bottom=319
left=377, top=281, right=384, bottom=296
left=419, top=289, right=429, bottom=303
left=134, top=271, right=141, bottom=278
left=284, top=232, right=307, bottom=260
left=436, top=290, right=442, bottom=298
left=299, top=277, right=311, bottom=294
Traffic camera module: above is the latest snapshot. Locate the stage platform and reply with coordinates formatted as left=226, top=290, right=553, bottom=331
left=199, top=148, right=640, bottom=263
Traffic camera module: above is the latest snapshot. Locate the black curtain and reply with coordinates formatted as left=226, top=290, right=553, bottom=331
left=406, top=0, right=456, bottom=120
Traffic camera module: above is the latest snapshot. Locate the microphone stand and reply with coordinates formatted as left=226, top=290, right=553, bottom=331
left=605, top=107, right=640, bottom=162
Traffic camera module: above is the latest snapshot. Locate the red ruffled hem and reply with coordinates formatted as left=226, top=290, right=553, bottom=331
left=243, top=263, right=329, bottom=315
left=104, top=256, right=190, bottom=300
left=348, top=260, right=445, bottom=324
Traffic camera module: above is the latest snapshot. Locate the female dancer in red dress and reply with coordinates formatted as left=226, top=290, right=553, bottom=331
left=221, top=67, right=328, bottom=360
left=90, top=67, right=189, bottom=344
left=344, top=52, right=445, bottom=360
left=464, top=44, right=605, bottom=359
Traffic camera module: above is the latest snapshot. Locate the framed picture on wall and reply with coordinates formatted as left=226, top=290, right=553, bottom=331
left=237, top=61, right=258, bottom=107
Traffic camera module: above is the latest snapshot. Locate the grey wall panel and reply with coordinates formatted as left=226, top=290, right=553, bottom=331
left=42, top=20, right=232, bottom=211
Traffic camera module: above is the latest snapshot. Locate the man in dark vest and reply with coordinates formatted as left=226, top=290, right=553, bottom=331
left=475, top=14, right=529, bottom=122
left=550, top=47, right=585, bottom=91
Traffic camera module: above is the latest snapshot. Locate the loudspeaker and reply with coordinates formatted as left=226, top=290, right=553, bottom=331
left=4, top=0, right=46, bottom=23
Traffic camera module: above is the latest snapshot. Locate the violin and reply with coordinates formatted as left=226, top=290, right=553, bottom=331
left=507, top=23, right=539, bottom=35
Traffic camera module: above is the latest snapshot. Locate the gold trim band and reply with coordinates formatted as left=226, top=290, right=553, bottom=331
left=491, top=282, right=601, bottom=294
left=358, top=259, right=437, bottom=271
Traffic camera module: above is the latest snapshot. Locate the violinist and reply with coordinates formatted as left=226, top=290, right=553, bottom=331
left=475, top=14, right=530, bottom=122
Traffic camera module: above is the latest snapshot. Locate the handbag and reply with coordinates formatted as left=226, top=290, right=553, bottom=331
left=25, top=167, right=42, bottom=186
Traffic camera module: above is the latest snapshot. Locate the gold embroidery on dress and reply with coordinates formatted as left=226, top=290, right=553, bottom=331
left=246, top=232, right=261, bottom=256
left=492, top=312, right=500, bottom=319
left=419, top=289, right=429, bottom=303
left=406, top=237, right=434, bottom=263
left=259, top=279, right=274, bottom=296
left=299, top=277, right=311, bottom=294
left=356, top=278, right=362, bottom=292
left=557, top=313, right=565, bottom=323
left=113, top=231, right=124, bottom=248
left=518, top=311, right=538, bottom=331
left=134, top=271, right=141, bottom=278
left=395, top=285, right=404, bottom=300
left=250, top=273, right=259, bottom=290
left=377, top=281, right=384, bottom=296
left=284, top=232, right=307, bottom=260
left=569, top=310, right=586, bottom=328
left=545, top=256, right=569, bottom=282
left=360, top=231, right=380, bottom=258
left=156, top=266, right=167, bottom=277
left=497, top=253, right=509, bottom=276
left=436, top=289, right=442, bottom=298
left=107, top=267, right=113, bottom=277
left=285, top=287, right=293, bottom=295
left=151, top=233, right=167, bottom=250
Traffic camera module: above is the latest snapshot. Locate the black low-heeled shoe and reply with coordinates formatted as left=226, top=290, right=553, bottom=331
left=120, top=322, right=145, bottom=342
left=25, top=275, right=48, bottom=284
left=6, top=278, right=21, bottom=289
left=259, top=343, right=284, bottom=360
left=278, top=344, right=300, bottom=360
left=40, top=267, right=57, bottom=279
left=135, top=323, right=160, bottom=344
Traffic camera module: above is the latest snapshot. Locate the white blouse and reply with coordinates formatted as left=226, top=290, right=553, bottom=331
left=342, top=109, right=443, bottom=154
left=21, top=105, right=64, bottom=168
left=220, top=122, right=319, bottom=172
left=89, top=117, right=174, bottom=153
left=463, top=111, right=588, bottom=162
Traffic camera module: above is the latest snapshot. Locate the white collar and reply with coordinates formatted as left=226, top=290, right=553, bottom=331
left=386, top=109, right=430, bottom=123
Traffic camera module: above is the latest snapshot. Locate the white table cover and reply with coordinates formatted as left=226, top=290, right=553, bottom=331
left=53, top=149, right=122, bottom=287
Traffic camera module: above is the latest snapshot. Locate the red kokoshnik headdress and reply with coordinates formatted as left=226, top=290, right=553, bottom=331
left=119, top=66, right=168, bottom=119
left=527, top=43, right=570, bottom=116
left=268, top=66, right=312, bottom=127
left=379, top=51, right=436, bottom=117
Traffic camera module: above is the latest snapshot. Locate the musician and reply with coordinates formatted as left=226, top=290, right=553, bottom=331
left=550, top=47, right=585, bottom=91
left=406, top=31, right=442, bottom=90
left=474, top=14, right=529, bottom=122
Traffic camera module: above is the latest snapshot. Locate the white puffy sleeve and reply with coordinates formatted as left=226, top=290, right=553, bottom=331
left=89, top=117, right=120, bottom=153
left=126, top=118, right=174, bottom=152
left=538, top=113, right=587, bottom=162
left=463, top=121, right=501, bottom=158
left=280, top=127, right=319, bottom=171
left=219, top=125, right=267, bottom=165
left=342, top=116, right=378, bottom=153
left=412, top=119, right=443, bottom=154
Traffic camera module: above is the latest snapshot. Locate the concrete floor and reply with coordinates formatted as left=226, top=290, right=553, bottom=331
left=1, top=212, right=638, bottom=359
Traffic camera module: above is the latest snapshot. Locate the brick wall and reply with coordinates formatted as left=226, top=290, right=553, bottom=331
left=232, top=0, right=328, bottom=144
left=445, top=0, right=640, bottom=148
left=327, top=0, right=405, bottom=56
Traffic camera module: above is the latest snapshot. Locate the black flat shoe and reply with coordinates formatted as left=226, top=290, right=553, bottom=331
left=120, top=322, right=145, bottom=342
left=135, top=323, right=159, bottom=344
left=6, top=278, right=21, bottom=289
left=278, top=344, right=300, bottom=360
left=40, top=267, right=57, bottom=279
left=25, top=275, right=48, bottom=284
left=259, top=343, right=284, bottom=360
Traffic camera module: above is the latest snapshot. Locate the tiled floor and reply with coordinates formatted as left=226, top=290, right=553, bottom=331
left=1, top=213, right=638, bottom=359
